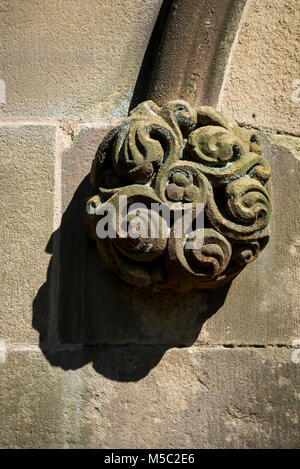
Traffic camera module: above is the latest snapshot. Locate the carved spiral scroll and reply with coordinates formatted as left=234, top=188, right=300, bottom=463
left=87, top=100, right=273, bottom=292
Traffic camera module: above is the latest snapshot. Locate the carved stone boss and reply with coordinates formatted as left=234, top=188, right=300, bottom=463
left=86, top=100, right=272, bottom=292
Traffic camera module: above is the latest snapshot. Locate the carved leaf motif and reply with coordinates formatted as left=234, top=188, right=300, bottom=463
left=87, top=100, right=273, bottom=292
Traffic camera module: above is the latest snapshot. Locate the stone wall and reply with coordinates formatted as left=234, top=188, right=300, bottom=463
left=0, top=0, right=299, bottom=448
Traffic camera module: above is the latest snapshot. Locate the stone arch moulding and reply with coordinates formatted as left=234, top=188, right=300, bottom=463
left=86, top=100, right=272, bottom=293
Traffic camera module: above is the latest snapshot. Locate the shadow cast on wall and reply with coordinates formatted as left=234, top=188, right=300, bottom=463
left=32, top=174, right=231, bottom=382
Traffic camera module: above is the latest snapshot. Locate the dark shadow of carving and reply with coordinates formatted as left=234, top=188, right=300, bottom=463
left=42, top=346, right=172, bottom=383
left=32, top=173, right=231, bottom=382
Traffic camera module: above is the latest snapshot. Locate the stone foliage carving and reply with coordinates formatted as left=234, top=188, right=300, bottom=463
left=86, top=100, right=272, bottom=292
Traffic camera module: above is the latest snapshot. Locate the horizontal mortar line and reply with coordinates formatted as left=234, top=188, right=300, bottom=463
left=3, top=343, right=296, bottom=353
left=0, top=117, right=298, bottom=138
left=239, top=122, right=300, bottom=138
left=0, top=117, right=122, bottom=128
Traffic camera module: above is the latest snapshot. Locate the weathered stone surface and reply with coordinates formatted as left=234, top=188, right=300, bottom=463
left=0, top=0, right=163, bottom=119
left=268, top=134, right=300, bottom=162
left=61, top=125, right=114, bottom=211
left=218, top=0, right=300, bottom=135
left=199, top=133, right=300, bottom=345
left=0, top=125, right=55, bottom=343
left=0, top=349, right=68, bottom=448
left=0, top=347, right=299, bottom=448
